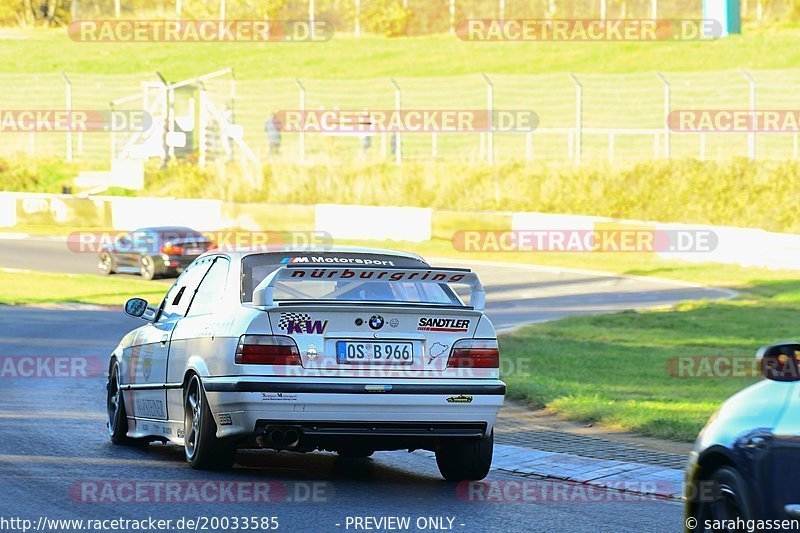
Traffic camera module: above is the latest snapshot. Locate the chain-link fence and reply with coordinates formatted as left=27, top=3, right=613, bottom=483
left=2, top=69, right=800, bottom=167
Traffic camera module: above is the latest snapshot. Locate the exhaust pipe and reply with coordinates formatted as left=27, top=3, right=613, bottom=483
left=284, top=429, right=300, bottom=448
left=257, top=426, right=302, bottom=449
left=270, top=429, right=285, bottom=446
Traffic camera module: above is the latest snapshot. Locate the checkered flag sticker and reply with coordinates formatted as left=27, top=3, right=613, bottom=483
left=278, top=312, right=311, bottom=332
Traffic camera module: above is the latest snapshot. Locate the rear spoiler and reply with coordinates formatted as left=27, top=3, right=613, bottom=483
left=252, top=265, right=485, bottom=311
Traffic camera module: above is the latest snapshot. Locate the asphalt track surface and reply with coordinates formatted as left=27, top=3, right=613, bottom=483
left=0, top=237, right=724, bottom=532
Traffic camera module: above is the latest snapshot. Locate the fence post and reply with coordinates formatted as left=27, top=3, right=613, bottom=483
left=309, top=0, right=315, bottom=40
left=295, top=78, right=306, bottom=161
left=199, top=93, right=207, bottom=168
left=219, top=0, right=226, bottom=22
left=608, top=132, right=614, bottom=163
left=525, top=131, right=533, bottom=160
left=656, top=72, right=670, bottom=159
left=450, top=0, right=456, bottom=34
left=569, top=73, right=582, bottom=166
left=167, top=86, right=175, bottom=160
left=741, top=69, right=756, bottom=159
left=229, top=68, right=236, bottom=122
left=109, top=102, right=117, bottom=160
left=391, top=78, right=402, bottom=165
left=62, top=73, right=73, bottom=163
left=699, top=132, right=706, bottom=161
left=499, top=0, right=505, bottom=20
left=354, top=0, right=360, bottom=36
left=600, top=0, right=606, bottom=20
left=176, top=0, right=182, bottom=17
left=481, top=73, right=494, bottom=166
left=651, top=0, right=657, bottom=19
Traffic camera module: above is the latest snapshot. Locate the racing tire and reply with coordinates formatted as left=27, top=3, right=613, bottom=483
left=183, top=375, right=236, bottom=470
left=98, top=253, right=116, bottom=275
left=435, top=430, right=493, bottom=482
left=107, top=361, right=133, bottom=445
left=690, top=466, right=757, bottom=532
left=139, top=256, right=157, bottom=281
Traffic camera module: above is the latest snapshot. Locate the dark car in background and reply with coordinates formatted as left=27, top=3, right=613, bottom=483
left=97, top=226, right=214, bottom=280
left=685, top=342, right=800, bottom=531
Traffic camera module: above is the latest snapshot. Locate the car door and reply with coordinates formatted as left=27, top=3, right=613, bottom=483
left=113, top=232, right=133, bottom=268
left=766, top=381, right=800, bottom=520
left=165, top=256, right=232, bottom=424
left=123, top=258, right=212, bottom=436
left=130, top=229, right=157, bottom=269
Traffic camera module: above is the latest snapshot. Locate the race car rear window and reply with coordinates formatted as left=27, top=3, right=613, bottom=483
left=241, top=252, right=461, bottom=306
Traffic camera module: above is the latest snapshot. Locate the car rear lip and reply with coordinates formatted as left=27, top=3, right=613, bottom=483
left=255, top=420, right=488, bottom=438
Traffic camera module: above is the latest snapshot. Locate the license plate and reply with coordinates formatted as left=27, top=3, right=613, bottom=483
left=336, top=341, right=413, bottom=365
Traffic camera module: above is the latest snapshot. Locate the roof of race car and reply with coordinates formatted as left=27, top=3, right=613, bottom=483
left=200, top=245, right=427, bottom=263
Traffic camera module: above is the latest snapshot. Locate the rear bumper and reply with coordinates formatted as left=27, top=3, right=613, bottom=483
left=201, top=377, right=505, bottom=442
left=203, top=380, right=505, bottom=395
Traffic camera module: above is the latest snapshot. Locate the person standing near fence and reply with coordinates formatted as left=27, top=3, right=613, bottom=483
left=264, top=113, right=282, bottom=157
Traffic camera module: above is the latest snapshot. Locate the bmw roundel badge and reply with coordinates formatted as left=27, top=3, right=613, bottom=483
left=368, top=315, right=384, bottom=330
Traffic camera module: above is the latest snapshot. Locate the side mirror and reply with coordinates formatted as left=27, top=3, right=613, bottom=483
left=756, top=343, right=800, bottom=382
left=124, top=298, right=155, bottom=321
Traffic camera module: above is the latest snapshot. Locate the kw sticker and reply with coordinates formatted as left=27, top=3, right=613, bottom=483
left=278, top=313, right=328, bottom=334
left=418, top=317, right=470, bottom=332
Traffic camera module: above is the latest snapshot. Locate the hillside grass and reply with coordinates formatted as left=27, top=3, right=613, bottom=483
left=6, top=156, right=800, bottom=234
left=0, top=25, right=799, bottom=78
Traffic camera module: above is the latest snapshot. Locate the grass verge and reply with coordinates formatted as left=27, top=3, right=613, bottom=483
left=0, top=269, right=166, bottom=306
left=501, top=290, right=799, bottom=441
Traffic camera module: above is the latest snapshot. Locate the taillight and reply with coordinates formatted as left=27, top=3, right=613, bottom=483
left=205, top=240, right=216, bottom=250
left=160, top=242, right=183, bottom=255
left=447, top=339, right=500, bottom=369
left=236, top=335, right=301, bottom=365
